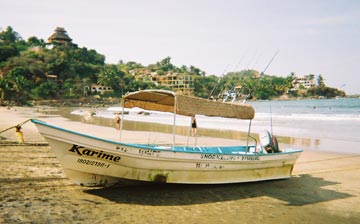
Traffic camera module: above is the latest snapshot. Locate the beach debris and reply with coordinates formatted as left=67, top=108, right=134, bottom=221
left=83, top=111, right=96, bottom=121
left=137, top=111, right=150, bottom=116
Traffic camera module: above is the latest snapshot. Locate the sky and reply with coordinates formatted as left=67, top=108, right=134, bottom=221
left=1, top=0, right=359, bottom=94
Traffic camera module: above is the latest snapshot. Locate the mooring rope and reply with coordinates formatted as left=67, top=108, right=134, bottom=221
left=0, top=119, right=32, bottom=135
left=0, top=119, right=33, bottom=144
left=0, top=142, right=49, bottom=146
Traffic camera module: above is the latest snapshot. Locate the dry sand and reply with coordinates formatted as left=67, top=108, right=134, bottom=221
left=0, top=106, right=359, bottom=224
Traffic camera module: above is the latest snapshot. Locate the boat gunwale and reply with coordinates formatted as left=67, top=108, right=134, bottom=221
left=31, top=119, right=303, bottom=156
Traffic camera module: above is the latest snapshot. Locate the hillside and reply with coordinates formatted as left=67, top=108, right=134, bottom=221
left=0, top=26, right=345, bottom=106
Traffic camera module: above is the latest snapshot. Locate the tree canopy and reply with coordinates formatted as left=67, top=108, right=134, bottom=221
left=0, top=26, right=346, bottom=105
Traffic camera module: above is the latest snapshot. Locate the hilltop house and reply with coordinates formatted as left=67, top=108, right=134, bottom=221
left=131, top=69, right=195, bottom=95
left=291, top=76, right=317, bottom=91
left=47, top=27, right=73, bottom=46
left=86, top=84, right=113, bottom=94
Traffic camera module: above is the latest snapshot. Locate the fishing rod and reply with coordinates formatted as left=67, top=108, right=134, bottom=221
left=215, top=50, right=249, bottom=101
left=233, top=50, right=249, bottom=72
left=251, top=52, right=263, bottom=70
left=222, top=86, right=234, bottom=102
left=208, top=78, right=222, bottom=100
left=208, top=64, right=230, bottom=100
left=261, top=50, right=279, bottom=76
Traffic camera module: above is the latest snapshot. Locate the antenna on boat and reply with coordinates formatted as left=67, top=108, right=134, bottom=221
left=259, top=50, right=279, bottom=134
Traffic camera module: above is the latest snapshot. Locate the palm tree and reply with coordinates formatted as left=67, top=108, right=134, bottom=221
left=82, top=77, right=92, bottom=97
left=97, top=65, right=117, bottom=87
left=0, top=78, right=10, bottom=104
left=285, top=73, right=296, bottom=92
left=308, top=74, right=315, bottom=81
left=12, top=76, right=31, bottom=103
left=97, top=65, right=125, bottom=94
left=317, top=74, right=325, bottom=86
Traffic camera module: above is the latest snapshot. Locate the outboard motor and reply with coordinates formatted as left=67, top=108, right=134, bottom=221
left=259, top=130, right=280, bottom=153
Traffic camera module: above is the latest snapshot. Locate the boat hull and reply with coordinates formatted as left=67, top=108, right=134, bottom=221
left=33, top=119, right=302, bottom=186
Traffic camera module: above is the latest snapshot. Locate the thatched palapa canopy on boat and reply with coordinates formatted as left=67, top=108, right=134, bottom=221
left=121, top=90, right=255, bottom=119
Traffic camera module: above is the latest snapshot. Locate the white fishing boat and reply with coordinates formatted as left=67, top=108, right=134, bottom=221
left=32, top=90, right=302, bottom=186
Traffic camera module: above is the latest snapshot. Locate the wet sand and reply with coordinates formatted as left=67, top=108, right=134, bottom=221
left=1, top=106, right=359, bottom=223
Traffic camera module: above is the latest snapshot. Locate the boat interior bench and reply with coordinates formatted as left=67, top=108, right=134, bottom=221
left=137, top=144, right=257, bottom=154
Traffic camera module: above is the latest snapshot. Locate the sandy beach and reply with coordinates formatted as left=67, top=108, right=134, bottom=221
left=1, top=106, right=359, bottom=224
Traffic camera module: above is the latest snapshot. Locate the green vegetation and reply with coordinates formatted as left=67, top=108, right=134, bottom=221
left=0, top=26, right=345, bottom=106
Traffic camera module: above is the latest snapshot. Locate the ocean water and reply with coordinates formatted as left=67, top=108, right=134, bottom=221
left=71, top=98, right=360, bottom=153
left=248, top=98, right=360, bottom=140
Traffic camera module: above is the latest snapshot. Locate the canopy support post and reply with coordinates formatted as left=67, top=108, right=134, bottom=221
left=246, top=119, right=252, bottom=154
left=186, top=118, right=191, bottom=147
left=119, top=101, right=125, bottom=141
left=172, top=96, right=177, bottom=149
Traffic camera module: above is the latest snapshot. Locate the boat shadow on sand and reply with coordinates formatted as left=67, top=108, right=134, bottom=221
left=83, top=174, right=353, bottom=206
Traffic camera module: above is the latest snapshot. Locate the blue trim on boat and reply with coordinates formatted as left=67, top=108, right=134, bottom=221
left=31, top=119, right=303, bottom=156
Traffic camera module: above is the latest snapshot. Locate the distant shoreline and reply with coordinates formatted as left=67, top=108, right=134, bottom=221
left=2, top=93, right=359, bottom=108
